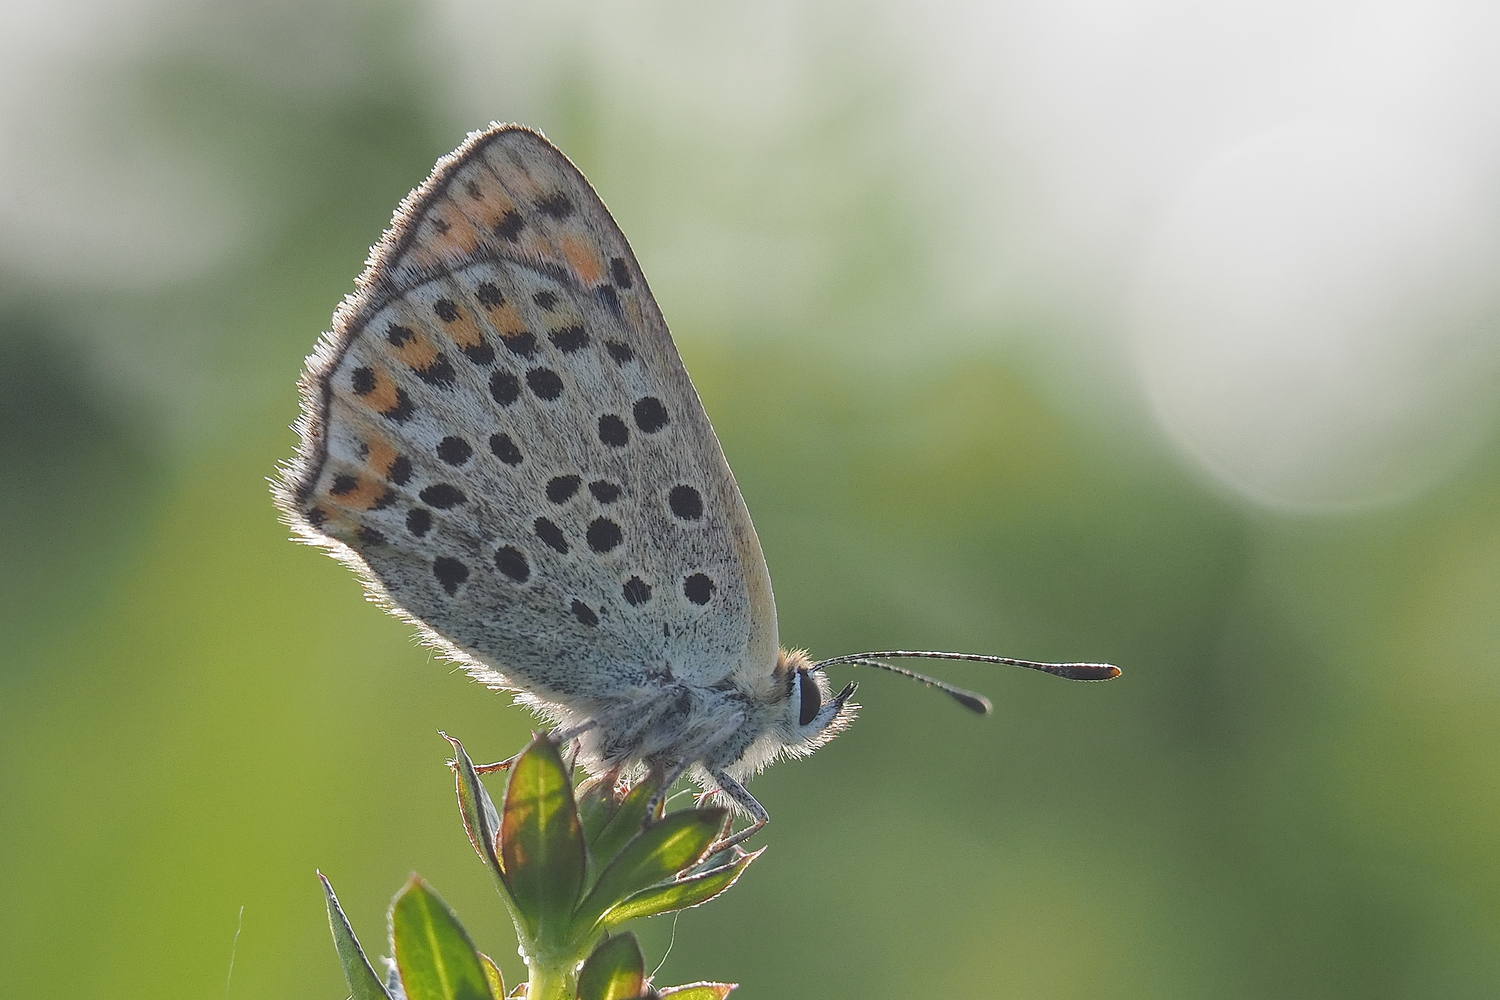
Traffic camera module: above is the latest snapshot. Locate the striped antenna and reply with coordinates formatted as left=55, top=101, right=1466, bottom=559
left=811, top=650, right=1122, bottom=715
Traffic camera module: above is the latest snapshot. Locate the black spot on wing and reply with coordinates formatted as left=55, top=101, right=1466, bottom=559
left=549, top=325, right=588, bottom=353
left=462, top=342, right=495, bottom=366
left=598, top=414, right=628, bottom=448
left=406, top=508, right=432, bottom=537
left=496, top=210, right=525, bottom=241
left=527, top=368, right=564, bottom=400
left=587, top=518, right=622, bottom=554
left=546, top=475, right=581, bottom=503
left=622, top=576, right=652, bottom=606
left=634, top=397, right=669, bottom=433
left=684, top=573, right=715, bottom=605
left=501, top=332, right=537, bottom=357
left=433, top=557, right=469, bottom=596
left=437, top=436, right=472, bottom=466
left=534, top=517, right=569, bottom=554
left=490, top=433, right=523, bottom=466
left=589, top=480, right=621, bottom=503
left=537, top=193, right=574, bottom=219
left=495, top=546, right=530, bottom=582
left=490, top=371, right=521, bottom=406
left=571, top=599, right=598, bottom=626
left=414, top=353, right=457, bottom=388
left=420, top=484, right=467, bottom=509
left=382, top=388, right=415, bottom=423
left=668, top=485, right=702, bottom=520
left=610, top=257, right=633, bottom=289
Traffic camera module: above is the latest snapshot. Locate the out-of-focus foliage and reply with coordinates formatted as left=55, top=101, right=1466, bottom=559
left=1, top=2, right=1498, bottom=999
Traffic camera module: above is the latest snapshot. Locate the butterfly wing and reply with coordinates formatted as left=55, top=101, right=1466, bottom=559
left=275, top=124, right=779, bottom=704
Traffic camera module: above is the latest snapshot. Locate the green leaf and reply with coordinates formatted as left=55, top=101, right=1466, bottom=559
left=575, top=773, right=620, bottom=852
left=587, top=770, right=664, bottom=865
left=656, top=984, right=736, bottom=999
left=443, top=733, right=505, bottom=881
left=573, top=809, right=726, bottom=936
left=391, top=875, right=495, bottom=1000
left=501, top=737, right=586, bottom=943
left=319, top=871, right=393, bottom=1000
left=477, top=952, right=506, bottom=1000
left=575, top=933, right=646, bottom=1000
left=600, top=847, right=762, bottom=927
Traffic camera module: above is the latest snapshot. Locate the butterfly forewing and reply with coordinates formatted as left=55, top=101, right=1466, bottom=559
left=278, top=125, right=778, bottom=703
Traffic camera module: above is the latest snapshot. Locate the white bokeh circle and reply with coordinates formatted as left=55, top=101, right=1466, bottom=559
left=1132, top=122, right=1500, bottom=511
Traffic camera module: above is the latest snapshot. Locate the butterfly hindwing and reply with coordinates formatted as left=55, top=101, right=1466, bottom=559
left=277, top=124, right=779, bottom=703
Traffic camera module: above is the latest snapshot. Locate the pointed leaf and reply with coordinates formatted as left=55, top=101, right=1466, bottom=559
left=477, top=952, right=506, bottom=1000
left=601, top=847, right=761, bottom=927
left=501, top=738, right=586, bottom=943
left=320, top=872, right=393, bottom=1000
left=656, top=985, right=736, bottom=999
left=573, top=809, right=725, bottom=935
left=587, top=770, right=664, bottom=864
left=575, top=933, right=646, bottom=1000
left=444, top=733, right=505, bottom=882
left=391, top=876, right=495, bottom=1000
left=575, top=773, right=620, bottom=851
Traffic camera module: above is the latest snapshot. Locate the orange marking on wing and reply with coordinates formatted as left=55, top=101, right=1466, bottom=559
left=421, top=205, right=482, bottom=257
left=442, top=309, right=485, bottom=350
left=358, top=367, right=400, bottom=413
left=321, top=474, right=390, bottom=512
left=487, top=300, right=526, bottom=334
left=456, top=170, right=519, bottom=230
left=388, top=331, right=440, bottom=370
left=365, top=435, right=400, bottom=479
left=559, top=233, right=604, bottom=285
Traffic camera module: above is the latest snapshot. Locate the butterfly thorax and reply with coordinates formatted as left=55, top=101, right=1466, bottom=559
left=503, top=646, right=852, bottom=807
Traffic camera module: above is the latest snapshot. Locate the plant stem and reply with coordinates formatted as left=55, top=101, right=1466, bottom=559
left=525, top=959, right=573, bottom=1000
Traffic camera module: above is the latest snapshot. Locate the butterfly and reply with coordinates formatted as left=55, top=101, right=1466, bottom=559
left=274, top=123, right=1119, bottom=850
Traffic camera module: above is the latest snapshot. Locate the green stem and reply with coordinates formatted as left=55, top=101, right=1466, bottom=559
left=517, top=921, right=601, bottom=1000
left=524, top=957, right=574, bottom=1000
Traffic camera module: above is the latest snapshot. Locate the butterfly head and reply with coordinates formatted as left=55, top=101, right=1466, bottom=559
left=773, top=647, right=858, bottom=755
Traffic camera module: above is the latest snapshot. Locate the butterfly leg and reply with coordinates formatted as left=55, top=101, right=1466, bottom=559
left=472, top=752, right=520, bottom=775
left=640, top=760, right=690, bottom=828
left=547, top=717, right=599, bottom=746
left=705, top=770, right=769, bottom=853
left=471, top=715, right=601, bottom=774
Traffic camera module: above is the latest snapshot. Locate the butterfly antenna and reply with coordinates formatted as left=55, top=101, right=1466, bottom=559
left=812, top=650, right=1122, bottom=715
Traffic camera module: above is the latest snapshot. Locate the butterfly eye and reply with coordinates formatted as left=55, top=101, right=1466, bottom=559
left=796, top=668, right=822, bottom=727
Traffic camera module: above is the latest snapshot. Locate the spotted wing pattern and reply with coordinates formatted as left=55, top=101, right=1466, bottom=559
left=275, top=125, right=778, bottom=703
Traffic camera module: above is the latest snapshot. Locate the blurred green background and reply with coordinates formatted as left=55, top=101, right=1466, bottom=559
left=3, top=2, right=1499, bottom=998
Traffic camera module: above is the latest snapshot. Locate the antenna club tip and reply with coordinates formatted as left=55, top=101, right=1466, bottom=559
left=1046, top=661, right=1122, bottom=681
left=952, top=691, right=993, bottom=714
